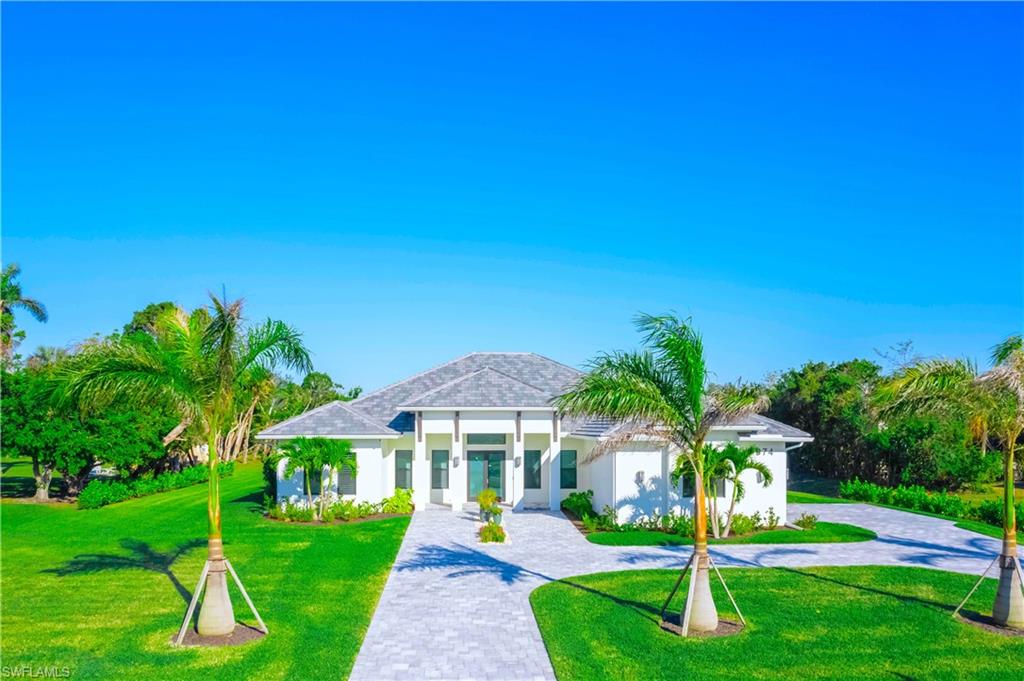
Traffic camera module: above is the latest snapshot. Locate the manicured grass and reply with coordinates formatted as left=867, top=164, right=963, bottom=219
left=957, top=481, right=1024, bottom=505
left=0, top=461, right=408, bottom=680
left=786, top=490, right=850, bottom=504
left=586, top=522, right=875, bottom=546
left=531, top=566, right=1022, bottom=681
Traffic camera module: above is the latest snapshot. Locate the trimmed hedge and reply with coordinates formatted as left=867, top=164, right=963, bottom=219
left=78, top=462, right=235, bottom=509
left=839, top=478, right=1023, bottom=529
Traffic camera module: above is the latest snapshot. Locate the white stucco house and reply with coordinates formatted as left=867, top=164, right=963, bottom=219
left=257, top=352, right=813, bottom=524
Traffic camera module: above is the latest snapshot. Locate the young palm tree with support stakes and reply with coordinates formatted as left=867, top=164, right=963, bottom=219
left=554, top=313, right=768, bottom=635
left=58, top=294, right=311, bottom=638
left=876, top=335, right=1024, bottom=629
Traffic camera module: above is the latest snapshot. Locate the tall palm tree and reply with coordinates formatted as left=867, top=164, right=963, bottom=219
left=57, top=293, right=311, bottom=636
left=554, top=314, right=768, bottom=634
left=876, top=334, right=1023, bottom=629
left=1, top=263, right=49, bottom=360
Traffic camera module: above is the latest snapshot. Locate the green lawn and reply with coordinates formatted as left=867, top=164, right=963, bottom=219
left=586, top=522, right=875, bottom=547
left=0, top=460, right=408, bottom=680
left=786, top=490, right=850, bottom=504
left=531, top=566, right=1021, bottom=681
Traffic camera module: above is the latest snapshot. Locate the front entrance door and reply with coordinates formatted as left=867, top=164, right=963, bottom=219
left=468, top=451, right=504, bottom=501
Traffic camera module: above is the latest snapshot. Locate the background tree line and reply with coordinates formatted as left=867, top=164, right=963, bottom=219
left=766, top=342, right=1008, bottom=491
left=1, top=268, right=360, bottom=501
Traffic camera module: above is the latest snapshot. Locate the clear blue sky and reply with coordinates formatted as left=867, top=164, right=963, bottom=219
left=3, top=2, right=1022, bottom=392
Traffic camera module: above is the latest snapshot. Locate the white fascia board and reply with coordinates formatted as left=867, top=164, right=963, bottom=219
left=255, top=433, right=402, bottom=440
left=393, top=405, right=552, bottom=411
left=709, top=424, right=769, bottom=432
left=737, top=434, right=815, bottom=443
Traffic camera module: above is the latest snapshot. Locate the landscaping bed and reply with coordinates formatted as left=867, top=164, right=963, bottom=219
left=586, top=521, right=876, bottom=546
left=530, top=566, right=1023, bottom=680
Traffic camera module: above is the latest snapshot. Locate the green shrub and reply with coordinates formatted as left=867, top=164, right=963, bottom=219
left=477, top=488, right=499, bottom=513
left=729, top=513, right=757, bottom=536
left=77, top=462, right=235, bottom=509
left=663, top=512, right=694, bottom=537
left=480, top=523, right=506, bottom=543
left=381, top=488, right=414, bottom=514
left=794, top=512, right=818, bottom=530
left=561, top=490, right=595, bottom=519
left=598, top=505, right=619, bottom=530
left=581, top=515, right=600, bottom=533
left=839, top=478, right=1024, bottom=529
left=765, top=507, right=780, bottom=531
left=283, top=502, right=315, bottom=522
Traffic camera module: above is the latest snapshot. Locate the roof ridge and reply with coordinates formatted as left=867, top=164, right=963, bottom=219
left=259, top=400, right=344, bottom=436
left=399, top=367, right=490, bottom=404
left=350, top=352, right=478, bottom=405
left=528, top=352, right=585, bottom=377
left=478, top=366, right=550, bottom=394
left=333, top=400, right=395, bottom=432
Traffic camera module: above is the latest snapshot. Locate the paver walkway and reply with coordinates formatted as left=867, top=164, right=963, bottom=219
left=349, top=503, right=1016, bottom=681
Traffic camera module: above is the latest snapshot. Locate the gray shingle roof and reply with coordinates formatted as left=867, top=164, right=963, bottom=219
left=400, top=367, right=553, bottom=408
left=255, top=401, right=399, bottom=440
left=350, top=352, right=582, bottom=428
left=254, top=351, right=812, bottom=442
left=728, top=413, right=813, bottom=440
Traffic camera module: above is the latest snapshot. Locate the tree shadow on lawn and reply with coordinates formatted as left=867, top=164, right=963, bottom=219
left=227, top=489, right=266, bottom=514
left=43, top=538, right=206, bottom=605
left=778, top=566, right=960, bottom=614
left=397, top=542, right=662, bottom=622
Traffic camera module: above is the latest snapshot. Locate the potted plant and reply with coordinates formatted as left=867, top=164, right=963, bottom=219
left=478, top=488, right=499, bottom=523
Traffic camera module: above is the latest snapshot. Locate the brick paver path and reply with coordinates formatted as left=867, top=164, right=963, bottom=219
left=349, top=503, right=1015, bottom=681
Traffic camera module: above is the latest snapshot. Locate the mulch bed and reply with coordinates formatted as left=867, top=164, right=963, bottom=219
left=173, top=623, right=266, bottom=647
left=956, top=611, right=1024, bottom=637
left=658, top=613, right=744, bottom=638
left=263, top=512, right=409, bottom=526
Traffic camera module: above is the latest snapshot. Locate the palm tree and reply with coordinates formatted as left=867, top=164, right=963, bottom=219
left=876, top=334, right=1023, bottom=629
left=554, top=313, right=768, bottom=634
left=280, top=437, right=358, bottom=520
left=281, top=438, right=323, bottom=511
left=719, top=443, right=773, bottom=538
left=57, top=293, right=311, bottom=636
left=1, top=263, right=48, bottom=360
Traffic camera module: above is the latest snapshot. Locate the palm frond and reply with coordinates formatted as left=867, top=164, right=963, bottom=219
left=874, top=358, right=978, bottom=418
left=991, top=334, right=1023, bottom=366
left=703, top=383, right=770, bottom=433
left=55, top=340, right=204, bottom=424
left=583, top=423, right=677, bottom=463
left=239, top=319, right=313, bottom=376
left=554, top=350, right=685, bottom=430
left=13, top=297, right=47, bottom=323
left=634, top=313, right=707, bottom=424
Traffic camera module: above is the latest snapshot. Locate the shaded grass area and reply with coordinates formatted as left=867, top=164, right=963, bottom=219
left=1, top=458, right=63, bottom=499
left=587, top=522, right=875, bottom=547
left=0, top=461, right=408, bottom=680
left=786, top=490, right=850, bottom=504
left=531, top=566, right=1020, bottom=681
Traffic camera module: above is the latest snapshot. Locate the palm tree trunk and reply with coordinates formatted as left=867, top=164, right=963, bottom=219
left=993, top=433, right=1023, bottom=629
left=723, top=485, right=739, bottom=538
left=687, top=459, right=719, bottom=633
left=196, top=425, right=235, bottom=636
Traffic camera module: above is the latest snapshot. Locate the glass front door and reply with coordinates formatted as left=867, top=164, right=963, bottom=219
left=467, top=451, right=504, bottom=501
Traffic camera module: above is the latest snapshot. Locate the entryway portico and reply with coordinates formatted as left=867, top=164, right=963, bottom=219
left=392, top=405, right=590, bottom=513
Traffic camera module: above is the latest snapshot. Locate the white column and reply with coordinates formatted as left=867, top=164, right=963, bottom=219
left=511, top=437, right=525, bottom=512
left=548, top=416, right=561, bottom=511
left=450, top=433, right=465, bottom=512
left=413, top=414, right=430, bottom=512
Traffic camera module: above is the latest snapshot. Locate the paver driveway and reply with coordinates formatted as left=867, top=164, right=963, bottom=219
left=349, top=503, right=1014, bottom=681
